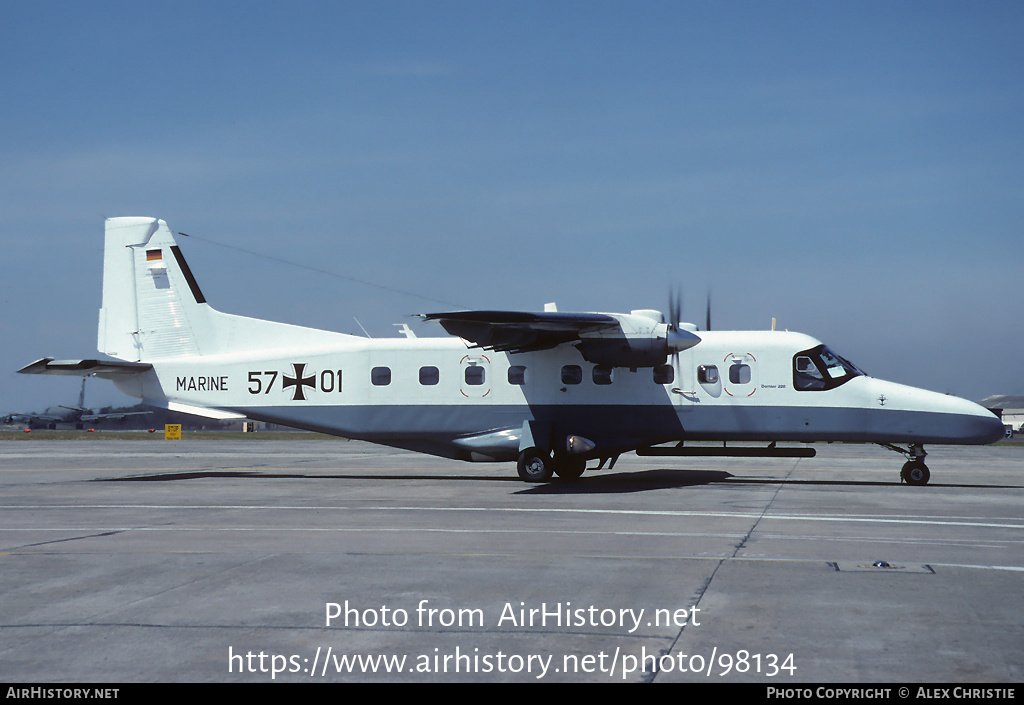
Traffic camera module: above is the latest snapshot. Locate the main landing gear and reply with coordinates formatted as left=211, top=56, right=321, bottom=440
left=879, top=442, right=930, bottom=486
left=517, top=448, right=587, bottom=482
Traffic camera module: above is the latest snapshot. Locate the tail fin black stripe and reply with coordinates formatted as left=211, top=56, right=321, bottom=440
left=170, top=246, right=207, bottom=304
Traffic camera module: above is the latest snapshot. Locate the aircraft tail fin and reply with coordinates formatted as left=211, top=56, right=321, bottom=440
left=98, top=217, right=208, bottom=360
left=98, top=217, right=353, bottom=362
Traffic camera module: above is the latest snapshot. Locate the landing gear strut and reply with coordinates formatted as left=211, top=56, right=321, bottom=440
left=879, top=443, right=930, bottom=485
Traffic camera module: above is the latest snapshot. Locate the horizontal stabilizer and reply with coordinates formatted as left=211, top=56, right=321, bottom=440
left=17, top=358, right=153, bottom=377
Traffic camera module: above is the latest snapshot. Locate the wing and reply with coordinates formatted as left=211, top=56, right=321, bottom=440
left=81, top=411, right=152, bottom=422
left=420, top=311, right=620, bottom=353
left=2, top=411, right=65, bottom=423
left=422, top=309, right=700, bottom=367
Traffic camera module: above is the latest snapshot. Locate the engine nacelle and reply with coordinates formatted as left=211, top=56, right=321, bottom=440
left=574, top=313, right=700, bottom=368
left=574, top=337, right=670, bottom=368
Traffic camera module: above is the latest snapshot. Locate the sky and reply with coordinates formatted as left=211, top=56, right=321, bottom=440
left=1, top=0, right=1022, bottom=415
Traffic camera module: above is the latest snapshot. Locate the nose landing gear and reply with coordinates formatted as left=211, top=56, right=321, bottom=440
left=879, top=443, right=930, bottom=485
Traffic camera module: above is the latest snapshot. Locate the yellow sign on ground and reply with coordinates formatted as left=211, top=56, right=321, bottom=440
left=164, top=424, right=182, bottom=440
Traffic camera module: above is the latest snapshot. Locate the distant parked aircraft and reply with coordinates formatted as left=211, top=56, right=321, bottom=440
left=3, top=376, right=148, bottom=429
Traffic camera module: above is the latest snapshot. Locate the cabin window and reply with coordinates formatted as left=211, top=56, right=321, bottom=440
left=419, top=366, right=439, bottom=385
left=465, top=365, right=486, bottom=386
left=698, top=365, right=719, bottom=384
left=371, top=367, right=391, bottom=386
left=592, top=365, right=613, bottom=385
left=508, top=365, right=527, bottom=385
left=729, top=362, right=751, bottom=385
left=561, top=365, right=583, bottom=385
left=654, top=364, right=674, bottom=385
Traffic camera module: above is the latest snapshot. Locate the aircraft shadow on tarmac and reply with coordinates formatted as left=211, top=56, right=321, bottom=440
left=95, top=469, right=1021, bottom=493
left=96, top=468, right=730, bottom=491
left=518, top=472, right=1023, bottom=494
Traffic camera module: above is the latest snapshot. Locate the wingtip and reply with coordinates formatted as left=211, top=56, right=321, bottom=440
left=16, top=358, right=55, bottom=374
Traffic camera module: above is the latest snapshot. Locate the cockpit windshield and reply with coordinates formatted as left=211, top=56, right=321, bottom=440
left=793, top=345, right=865, bottom=391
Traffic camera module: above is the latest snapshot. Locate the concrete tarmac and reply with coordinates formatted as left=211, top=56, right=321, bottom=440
left=0, top=437, right=1021, bottom=683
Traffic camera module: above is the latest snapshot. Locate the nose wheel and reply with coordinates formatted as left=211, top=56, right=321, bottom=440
left=880, top=442, right=930, bottom=485
left=900, top=460, right=930, bottom=486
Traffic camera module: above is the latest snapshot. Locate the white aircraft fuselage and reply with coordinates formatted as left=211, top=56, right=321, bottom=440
left=19, top=217, right=1005, bottom=484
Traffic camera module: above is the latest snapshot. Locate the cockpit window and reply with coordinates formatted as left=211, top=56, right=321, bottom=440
left=794, top=345, right=864, bottom=391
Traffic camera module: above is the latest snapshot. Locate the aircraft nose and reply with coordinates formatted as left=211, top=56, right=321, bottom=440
left=865, top=379, right=1006, bottom=445
left=943, top=395, right=1005, bottom=444
left=972, top=408, right=1008, bottom=444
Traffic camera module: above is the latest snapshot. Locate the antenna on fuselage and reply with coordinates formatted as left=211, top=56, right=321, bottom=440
left=353, top=318, right=371, bottom=338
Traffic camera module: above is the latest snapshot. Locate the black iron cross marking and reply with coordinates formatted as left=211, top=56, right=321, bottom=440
left=283, top=363, right=316, bottom=401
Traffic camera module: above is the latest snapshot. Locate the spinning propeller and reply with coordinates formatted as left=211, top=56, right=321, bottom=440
left=665, top=288, right=711, bottom=383
left=666, top=288, right=712, bottom=333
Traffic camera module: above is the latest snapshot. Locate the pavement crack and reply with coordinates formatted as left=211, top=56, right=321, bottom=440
left=648, top=458, right=803, bottom=683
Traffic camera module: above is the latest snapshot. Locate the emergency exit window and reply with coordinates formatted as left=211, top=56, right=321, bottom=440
left=729, top=363, right=751, bottom=384
left=465, top=365, right=486, bottom=386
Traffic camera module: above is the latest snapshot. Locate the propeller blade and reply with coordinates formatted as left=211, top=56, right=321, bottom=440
left=667, top=287, right=683, bottom=331
left=705, top=292, right=712, bottom=332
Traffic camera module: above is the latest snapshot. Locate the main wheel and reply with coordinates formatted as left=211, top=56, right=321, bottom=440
left=517, top=448, right=553, bottom=482
left=901, top=460, right=930, bottom=486
left=553, top=456, right=586, bottom=480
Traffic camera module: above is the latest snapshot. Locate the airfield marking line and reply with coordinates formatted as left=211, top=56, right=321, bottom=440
left=0, top=528, right=751, bottom=540
left=758, top=533, right=1024, bottom=546
left=5, top=528, right=1019, bottom=554
left=2, top=504, right=1022, bottom=530
left=3, top=546, right=1022, bottom=573
left=2, top=543, right=1021, bottom=571
left=928, top=563, right=1024, bottom=572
